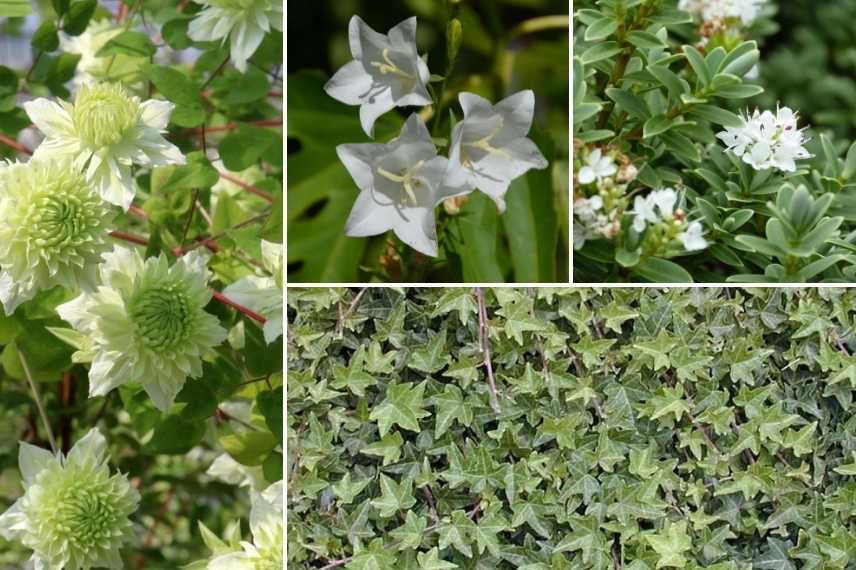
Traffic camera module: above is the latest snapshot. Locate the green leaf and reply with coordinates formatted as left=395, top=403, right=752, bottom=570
left=632, top=257, right=694, bottom=282
left=417, top=548, right=458, bottom=569
left=643, top=114, right=676, bottom=138
left=333, top=473, right=371, bottom=505
left=584, top=18, right=619, bottom=41
left=645, top=521, right=692, bottom=568
left=371, top=474, right=416, bottom=517
left=31, top=20, right=59, bottom=52
left=143, top=415, right=206, bottom=455
left=368, top=382, right=430, bottom=437
left=626, top=30, right=668, bottom=49
left=390, top=511, right=427, bottom=550
left=63, top=0, right=97, bottom=36
left=438, top=510, right=476, bottom=557
left=683, top=44, right=711, bottom=86
left=257, top=388, right=283, bottom=444
left=219, top=431, right=278, bottom=466
left=362, top=431, right=404, bottom=466
left=688, top=104, right=742, bottom=127
left=648, top=64, right=686, bottom=99
left=606, top=87, right=650, bottom=120
left=580, top=42, right=622, bottom=65
left=96, top=30, right=156, bottom=57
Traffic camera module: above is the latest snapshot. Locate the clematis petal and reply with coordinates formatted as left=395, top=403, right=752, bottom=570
left=22, top=98, right=73, bottom=138
left=18, top=443, right=55, bottom=484
left=139, top=99, right=175, bottom=130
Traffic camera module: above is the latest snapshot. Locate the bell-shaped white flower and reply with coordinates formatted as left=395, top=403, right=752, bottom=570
left=0, top=428, right=140, bottom=570
left=325, top=16, right=431, bottom=138
left=338, top=113, right=467, bottom=257
left=577, top=148, right=617, bottom=185
left=197, top=481, right=283, bottom=569
left=56, top=246, right=228, bottom=412
left=222, top=240, right=282, bottom=343
left=678, top=220, right=708, bottom=251
left=188, top=0, right=283, bottom=73
left=445, top=90, right=549, bottom=213
left=23, top=82, right=186, bottom=210
left=716, top=106, right=810, bottom=172
left=0, top=158, right=114, bottom=315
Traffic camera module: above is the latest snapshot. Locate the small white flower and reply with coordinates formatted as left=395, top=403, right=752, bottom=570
left=56, top=246, right=228, bottom=411
left=0, top=158, right=114, bottom=315
left=679, top=221, right=708, bottom=251
left=24, top=82, right=185, bottom=210
left=325, top=16, right=431, bottom=138
left=188, top=0, right=283, bottom=73
left=679, top=0, right=765, bottom=25
left=338, top=113, right=467, bottom=257
left=573, top=195, right=608, bottom=250
left=632, top=188, right=677, bottom=232
left=716, top=106, right=810, bottom=172
left=446, top=90, right=549, bottom=213
left=577, top=148, right=617, bottom=185
left=201, top=481, right=283, bottom=569
left=0, top=428, right=140, bottom=570
left=223, top=240, right=283, bottom=344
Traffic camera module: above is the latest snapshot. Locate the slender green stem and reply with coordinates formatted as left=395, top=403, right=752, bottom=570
left=19, top=349, right=58, bottom=454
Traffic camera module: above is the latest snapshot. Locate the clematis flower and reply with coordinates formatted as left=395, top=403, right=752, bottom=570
left=222, top=240, right=283, bottom=343
left=338, top=113, right=467, bottom=257
left=0, top=428, right=139, bottom=570
left=188, top=0, right=283, bottom=73
left=0, top=158, right=114, bottom=315
left=56, top=246, right=227, bottom=412
left=23, top=82, right=185, bottom=210
left=716, top=106, right=810, bottom=172
left=325, top=16, right=431, bottom=138
left=196, top=481, right=283, bottom=569
left=445, top=90, right=549, bottom=213
left=577, top=148, right=617, bottom=185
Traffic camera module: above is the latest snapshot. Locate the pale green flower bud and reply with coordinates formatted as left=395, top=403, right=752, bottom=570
left=0, top=158, right=114, bottom=315
left=0, top=429, right=139, bottom=569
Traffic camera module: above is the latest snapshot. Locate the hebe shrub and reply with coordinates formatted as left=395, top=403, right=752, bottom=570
left=287, top=287, right=856, bottom=569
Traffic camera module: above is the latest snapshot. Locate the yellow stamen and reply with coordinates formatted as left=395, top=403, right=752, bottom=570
left=377, top=160, right=425, bottom=206
left=370, top=48, right=415, bottom=79
left=463, top=117, right=511, bottom=161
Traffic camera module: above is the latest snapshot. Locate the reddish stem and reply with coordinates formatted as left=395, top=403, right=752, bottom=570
left=183, top=118, right=282, bottom=135
left=0, top=133, right=31, bottom=155
left=109, top=230, right=149, bottom=246
left=218, top=171, right=275, bottom=203
left=212, top=291, right=267, bottom=324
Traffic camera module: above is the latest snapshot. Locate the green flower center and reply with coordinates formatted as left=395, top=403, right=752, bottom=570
left=253, top=543, right=283, bottom=570
left=71, top=83, right=140, bottom=147
left=131, top=285, right=194, bottom=351
left=27, top=188, right=102, bottom=258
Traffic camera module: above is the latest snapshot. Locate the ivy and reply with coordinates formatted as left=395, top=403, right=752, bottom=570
left=288, top=287, right=856, bottom=569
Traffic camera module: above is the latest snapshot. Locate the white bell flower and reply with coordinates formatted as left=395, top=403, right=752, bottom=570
left=188, top=0, right=283, bottom=73
left=222, top=240, right=283, bottom=343
left=716, top=106, right=810, bottom=172
left=445, top=90, right=549, bottom=213
left=23, top=82, right=185, bottom=210
left=679, top=221, right=708, bottom=251
left=338, top=113, right=467, bottom=257
left=577, top=148, right=617, bottom=185
left=324, top=16, right=431, bottom=138
left=56, top=246, right=228, bottom=412
left=0, top=428, right=140, bottom=570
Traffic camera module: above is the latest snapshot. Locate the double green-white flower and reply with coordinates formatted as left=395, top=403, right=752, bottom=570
left=24, top=82, right=185, bottom=210
left=0, top=158, right=114, bottom=315
left=222, top=240, right=282, bottom=344
left=0, top=428, right=140, bottom=570
left=57, top=246, right=228, bottom=411
left=188, top=0, right=283, bottom=73
left=192, top=481, right=283, bottom=569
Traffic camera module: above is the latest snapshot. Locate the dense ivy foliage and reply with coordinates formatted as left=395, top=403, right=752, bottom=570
left=573, top=0, right=856, bottom=283
left=288, top=0, right=569, bottom=283
left=287, top=287, right=856, bottom=569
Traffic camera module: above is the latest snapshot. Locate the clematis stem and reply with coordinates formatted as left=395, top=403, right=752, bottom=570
left=0, top=133, right=32, bottom=155
left=18, top=348, right=58, bottom=454
left=211, top=291, right=267, bottom=324
left=217, top=171, right=275, bottom=203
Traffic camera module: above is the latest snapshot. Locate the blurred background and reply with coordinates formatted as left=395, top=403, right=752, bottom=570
left=287, top=0, right=569, bottom=283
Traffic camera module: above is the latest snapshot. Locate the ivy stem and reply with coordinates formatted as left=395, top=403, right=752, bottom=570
left=18, top=348, right=58, bottom=454
left=475, top=287, right=501, bottom=413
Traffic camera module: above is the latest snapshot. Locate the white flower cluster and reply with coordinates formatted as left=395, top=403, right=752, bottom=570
left=716, top=106, right=811, bottom=172
left=678, top=0, right=765, bottom=25
left=573, top=196, right=612, bottom=250
left=324, top=16, right=548, bottom=256
left=631, top=188, right=708, bottom=252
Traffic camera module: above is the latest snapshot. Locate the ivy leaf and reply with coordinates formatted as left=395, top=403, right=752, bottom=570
left=496, top=295, right=546, bottom=345
left=390, top=511, right=428, bottom=550
left=346, top=540, right=396, bottom=570
left=431, top=289, right=477, bottom=326
left=333, top=473, right=371, bottom=505
left=362, top=431, right=404, bottom=466
left=438, top=510, right=476, bottom=557
left=417, top=547, right=458, bottom=569
left=645, top=520, right=692, bottom=569
left=369, top=381, right=430, bottom=437
left=472, top=505, right=508, bottom=556
left=408, top=329, right=451, bottom=374
left=371, top=474, right=416, bottom=518
left=433, top=384, right=473, bottom=438
left=555, top=516, right=608, bottom=564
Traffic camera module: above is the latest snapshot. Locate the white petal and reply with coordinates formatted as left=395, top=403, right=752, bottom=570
left=344, top=189, right=395, bottom=237
left=139, top=99, right=175, bottom=130
left=88, top=351, right=126, bottom=397
left=18, top=442, right=55, bottom=483
left=324, top=60, right=373, bottom=106
left=495, top=90, right=536, bottom=139
left=337, top=143, right=379, bottom=194
left=358, top=88, right=396, bottom=138
left=390, top=203, right=439, bottom=256
left=22, top=98, right=73, bottom=138
left=459, top=91, right=494, bottom=118
left=578, top=166, right=595, bottom=185
left=67, top=427, right=107, bottom=466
